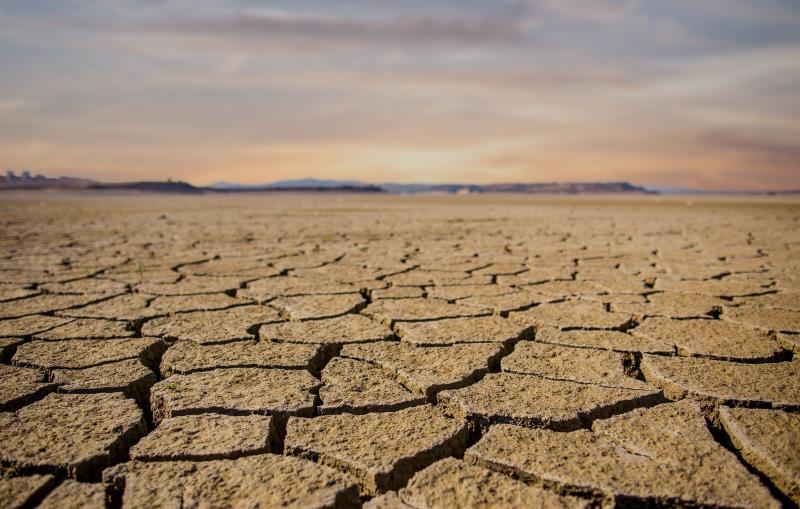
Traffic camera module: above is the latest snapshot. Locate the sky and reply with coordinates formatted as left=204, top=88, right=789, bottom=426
left=1, top=1, right=799, bottom=190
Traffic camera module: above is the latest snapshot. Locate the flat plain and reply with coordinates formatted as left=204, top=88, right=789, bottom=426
left=0, top=192, right=799, bottom=508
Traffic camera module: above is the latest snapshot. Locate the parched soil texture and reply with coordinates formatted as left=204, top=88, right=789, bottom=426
left=1, top=193, right=799, bottom=508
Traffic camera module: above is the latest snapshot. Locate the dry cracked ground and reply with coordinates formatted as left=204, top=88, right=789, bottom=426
left=0, top=192, right=799, bottom=508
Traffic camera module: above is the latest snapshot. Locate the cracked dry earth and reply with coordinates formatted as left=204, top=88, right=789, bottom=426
left=0, top=193, right=799, bottom=509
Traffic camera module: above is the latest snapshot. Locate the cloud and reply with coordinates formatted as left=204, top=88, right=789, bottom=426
left=1, top=0, right=799, bottom=190
left=145, top=10, right=532, bottom=47
left=521, top=0, right=635, bottom=18
left=0, top=98, right=28, bottom=111
left=702, top=131, right=800, bottom=168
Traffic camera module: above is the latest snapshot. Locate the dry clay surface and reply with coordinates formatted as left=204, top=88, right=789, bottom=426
left=0, top=193, right=799, bottom=508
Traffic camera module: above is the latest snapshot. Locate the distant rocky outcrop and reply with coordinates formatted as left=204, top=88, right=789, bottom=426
left=207, top=183, right=386, bottom=194
left=482, top=182, right=652, bottom=194
left=0, top=170, right=95, bottom=190
left=0, top=171, right=656, bottom=195
left=0, top=171, right=202, bottom=194
left=377, top=181, right=653, bottom=194
left=89, top=181, right=203, bottom=194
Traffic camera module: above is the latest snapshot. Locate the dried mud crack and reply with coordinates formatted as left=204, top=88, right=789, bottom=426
left=1, top=193, right=799, bottom=508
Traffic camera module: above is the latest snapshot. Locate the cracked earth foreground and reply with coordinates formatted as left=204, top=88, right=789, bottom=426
left=1, top=193, right=799, bottom=508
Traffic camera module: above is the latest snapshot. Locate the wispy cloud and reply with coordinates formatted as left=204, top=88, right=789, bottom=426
left=151, top=11, right=532, bottom=47
left=0, top=0, right=798, bottom=189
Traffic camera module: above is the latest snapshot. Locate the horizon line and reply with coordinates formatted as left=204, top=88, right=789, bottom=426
left=3, top=170, right=800, bottom=195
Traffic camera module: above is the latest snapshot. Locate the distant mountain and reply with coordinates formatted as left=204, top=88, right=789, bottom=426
left=90, top=180, right=203, bottom=194
left=210, top=178, right=369, bottom=189
left=377, top=183, right=479, bottom=194
left=206, top=178, right=384, bottom=193
left=209, top=180, right=654, bottom=194
left=207, top=184, right=386, bottom=194
left=645, top=185, right=800, bottom=196
left=268, top=178, right=369, bottom=188
left=0, top=173, right=655, bottom=195
left=10, top=170, right=794, bottom=195
left=377, top=181, right=653, bottom=194
left=209, top=181, right=253, bottom=190
left=0, top=171, right=202, bottom=194
left=482, top=182, right=652, bottom=194
left=0, top=170, right=95, bottom=189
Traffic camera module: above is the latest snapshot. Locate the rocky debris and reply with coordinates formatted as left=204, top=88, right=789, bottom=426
left=260, top=314, right=393, bottom=345
left=614, top=292, right=725, bottom=318
left=151, top=368, right=320, bottom=423
left=271, top=293, right=366, bottom=320
left=0, top=294, right=108, bottom=319
left=399, top=458, right=586, bottom=509
left=0, top=337, right=24, bottom=362
left=285, top=405, right=468, bottom=495
left=130, top=414, right=275, bottom=461
left=466, top=401, right=778, bottom=508
left=535, top=326, right=673, bottom=354
left=632, top=317, right=783, bottom=361
left=501, top=341, right=650, bottom=390
left=0, top=315, right=72, bottom=338
left=395, top=316, right=533, bottom=346
left=341, top=341, right=504, bottom=399
left=141, top=305, right=281, bottom=344
left=57, top=293, right=240, bottom=321
left=239, top=277, right=359, bottom=302
left=724, top=305, right=800, bottom=334
left=0, top=393, right=145, bottom=480
left=51, top=359, right=156, bottom=404
left=319, top=357, right=426, bottom=414
left=0, top=475, right=57, bottom=509
left=0, top=364, right=57, bottom=411
left=12, top=338, right=165, bottom=370
left=33, top=318, right=134, bottom=340
left=103, top=454, right=361, bottom=508
left=38, top=480, right=106, bottom=509
left=160, top=340, right=324, bottom=376
left=640, top=355, right=800, bottom=408
left=509, top=300, right=634, bottom=330
left=438, top=372, right=662, bottom=431
left=363, top=298, right=492, bottom=324
left=719, top=406, right=800, bottom=504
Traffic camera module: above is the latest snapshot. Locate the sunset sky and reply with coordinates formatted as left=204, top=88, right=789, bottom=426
left=1, top=1, right=799, bottom=190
